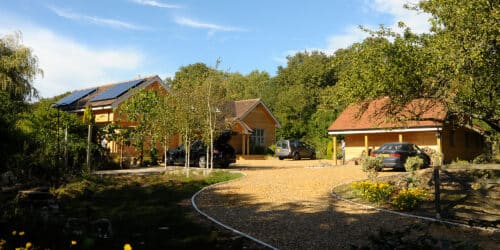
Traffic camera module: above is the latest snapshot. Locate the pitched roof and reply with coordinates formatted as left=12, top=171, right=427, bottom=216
left=328, top=97, right=447, bottom=134
left=227, top=98, right=281, bottom=129
left=56, top=75, right=166, bottom=111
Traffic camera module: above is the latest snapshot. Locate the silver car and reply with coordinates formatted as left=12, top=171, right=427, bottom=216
left=276, top=140, right=316, bottom=160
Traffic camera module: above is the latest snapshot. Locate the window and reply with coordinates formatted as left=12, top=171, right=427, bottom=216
left=250, top=129, right=265, bottom=147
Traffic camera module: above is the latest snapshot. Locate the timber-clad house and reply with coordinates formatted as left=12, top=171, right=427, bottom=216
left=54, top=76, right=281, bottom=163
left=328, top=97, right=486, bottom=164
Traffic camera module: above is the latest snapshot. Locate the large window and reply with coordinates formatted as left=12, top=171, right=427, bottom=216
left=250, top=128, right=265, bottom=147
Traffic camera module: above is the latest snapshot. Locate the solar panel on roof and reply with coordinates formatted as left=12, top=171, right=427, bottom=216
left=56, top=88, right=97, bottom=106
left=90, top=79, right=144, bottom=102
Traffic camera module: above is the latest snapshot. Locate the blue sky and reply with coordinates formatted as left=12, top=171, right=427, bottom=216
left=0, top=0, right=430, bottom=98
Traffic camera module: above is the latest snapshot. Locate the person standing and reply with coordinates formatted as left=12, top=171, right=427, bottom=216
left=341, top=139, right=346, bottom=165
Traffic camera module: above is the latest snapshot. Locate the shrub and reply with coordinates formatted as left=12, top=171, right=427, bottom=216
left=351, top=181, right=394, bottom=204
left=391, top=188, right=428, bottom=211
left=404, top=156, right=424, bottom=172
left=362, top=156, right=384, bottom=180
left=472, top=153, right=491, bottom=164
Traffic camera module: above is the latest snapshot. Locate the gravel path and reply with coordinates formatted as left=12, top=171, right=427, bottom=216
left=195, top=159, right=499, bottom=249
left=194, top=159, right=419, bottom=249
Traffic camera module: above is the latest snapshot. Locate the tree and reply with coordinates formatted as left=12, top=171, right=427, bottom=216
left=417, top=0, right=499, bottom=132
left=225, top=70, right=272, bottom=101
left=83, top=105, right=94, bottom=171
left=168, top=62, right=229, bottom=168
left=271, top=51, right=337, bottom=141
left=0, top=32, right=42, bottom=174
left=119, top=89, right=162, bottom=166
left=15, top=98, right=88, bottom=182
left=0, top=32, right=41, bottom=100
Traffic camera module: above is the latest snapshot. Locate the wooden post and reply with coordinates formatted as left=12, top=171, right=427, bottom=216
left=434, top=166, right=441, bottom=218
left=246, top=134, right=250, bottom=155
left=333, top=136, right=337, bottom=165
left=398, top=133, right=403, bottom=142
left=242, top=134, right=246, bottom=156
left=364, top=135, right=369, bottom=157
left=436, top=136, right=442, bottom=165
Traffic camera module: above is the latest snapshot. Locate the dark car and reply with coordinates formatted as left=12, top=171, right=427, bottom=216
left=275, top=139, right=316, bottom=160
left=371, top=142, right=430, bottom=170
left=166, top=140, right=236, bottom=168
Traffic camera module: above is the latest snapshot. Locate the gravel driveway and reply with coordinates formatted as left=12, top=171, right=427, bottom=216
left=194, top=159, right=498, bottom=249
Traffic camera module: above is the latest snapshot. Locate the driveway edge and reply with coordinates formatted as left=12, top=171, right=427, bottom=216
left=191, top=170, right=279, bottom=250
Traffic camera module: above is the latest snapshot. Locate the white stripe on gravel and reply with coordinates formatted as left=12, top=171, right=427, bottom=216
left=330, top=182, right=500, bottom=233
left=191, top=171, right=279, bottom=250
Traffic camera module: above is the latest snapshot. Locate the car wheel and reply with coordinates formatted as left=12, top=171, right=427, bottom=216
left=311, top=152, right=316, bottom=160
left=278, top=157, right=284, bottom=160
left=293, top=152, right=300, bottom=160
left=198, top=156, right=206, bottom=168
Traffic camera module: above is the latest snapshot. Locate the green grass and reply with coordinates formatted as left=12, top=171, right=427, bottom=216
left=1, top=170, right=243, bottom=250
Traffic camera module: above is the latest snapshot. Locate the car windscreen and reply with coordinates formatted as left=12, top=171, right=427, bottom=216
left=378, top=144, right=402, bottom=151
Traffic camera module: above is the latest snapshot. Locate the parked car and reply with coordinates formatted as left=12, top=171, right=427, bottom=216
left=275, top=139, right=316, bottom=160
left=166, top=140, right=236, bottom=168
left=371, top=142, right=430, bottom=170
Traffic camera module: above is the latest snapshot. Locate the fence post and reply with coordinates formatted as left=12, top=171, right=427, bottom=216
left=433, top=165, right=441, bottom=219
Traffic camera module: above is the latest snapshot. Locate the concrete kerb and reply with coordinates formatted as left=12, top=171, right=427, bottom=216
left=191, top=170, right=279, bottom=250
left=330, top=181, right=500, bottom=233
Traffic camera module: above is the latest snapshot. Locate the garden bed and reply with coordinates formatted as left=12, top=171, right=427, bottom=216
left=332, top=166, right=499, bottom=248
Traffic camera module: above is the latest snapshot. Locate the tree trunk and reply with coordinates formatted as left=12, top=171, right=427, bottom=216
left=86, top=124, right=92, bottom=172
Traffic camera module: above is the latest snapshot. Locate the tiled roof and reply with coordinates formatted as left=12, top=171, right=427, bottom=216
left=328, top=97, right=447, bottom=132
left=226, top=98, right=281, bottom=128
left=229, top=98, right=261, bottom=119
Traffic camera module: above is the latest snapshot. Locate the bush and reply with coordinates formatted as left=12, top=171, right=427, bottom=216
left=404, top=156, right=424, bottom=172
left=362, top=156, right=384, bottom=180
left=391, top=188, right=428, bottom=211
left=472, top=153, right=491, bottom=164
left=351, top=181, right=394, bottom=204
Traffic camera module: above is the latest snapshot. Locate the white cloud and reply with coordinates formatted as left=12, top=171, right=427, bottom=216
left=324, top=26, right=370, bottom=54
left=49, top=6, right=149, bottom=31
left=370, top=0, right=431, bottom=34
left=174, top=17, right=245, bottom=33
left=131, top=0, right=183, bottom=9
left=282, top=0, right=432, bottom=59
left=0, top=18, right=145, bottom=98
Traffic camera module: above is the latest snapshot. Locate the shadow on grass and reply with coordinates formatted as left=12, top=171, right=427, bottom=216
left=0, top=171, right=252, bottom=250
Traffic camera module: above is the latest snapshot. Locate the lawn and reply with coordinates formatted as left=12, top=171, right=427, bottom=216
left=0, top=170, right=244, bottom=250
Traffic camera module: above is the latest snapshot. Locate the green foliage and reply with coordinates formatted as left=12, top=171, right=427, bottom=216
left=119, top=89, right=163, bottom=165
left=351, top=181, right=394, bottom=204
left=404, top=156, right=424, bottom=172
left=391, top=188, right=428, bottom=211
left=418, top=0, right=499, bottom=132
left=362, top=156, right=384, bottom=180
left=0, top=32, right=42, bottom=100
left=472, top=153, right=492, bottom=164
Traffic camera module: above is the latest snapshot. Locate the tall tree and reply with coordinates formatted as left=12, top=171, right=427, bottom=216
left=119, top=89, right=162, bottom=166
left=0, top=32, right=41, bottom=101
left=271, top=51, right=337, bottom=139
left=417, top=0, right=499, bottom=132
left=0, top=32, right=42, bottom=174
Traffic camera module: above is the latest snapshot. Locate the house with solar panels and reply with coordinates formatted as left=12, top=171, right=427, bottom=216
left=54, top=75, right=173, bottom=162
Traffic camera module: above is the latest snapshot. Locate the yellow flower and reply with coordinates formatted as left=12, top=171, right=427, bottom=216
left=19, top=231, right=25, bottom=236
left=26, top=242, right=33, bottom=249
left=12, top=230, right=17, bottom=236
left=71, top=240, right=77, bottom=245
left=124, top=243, right=133, bottom=250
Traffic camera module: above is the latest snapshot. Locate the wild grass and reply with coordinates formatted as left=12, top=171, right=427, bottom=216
left=1, top=170, right=243, bottom=249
